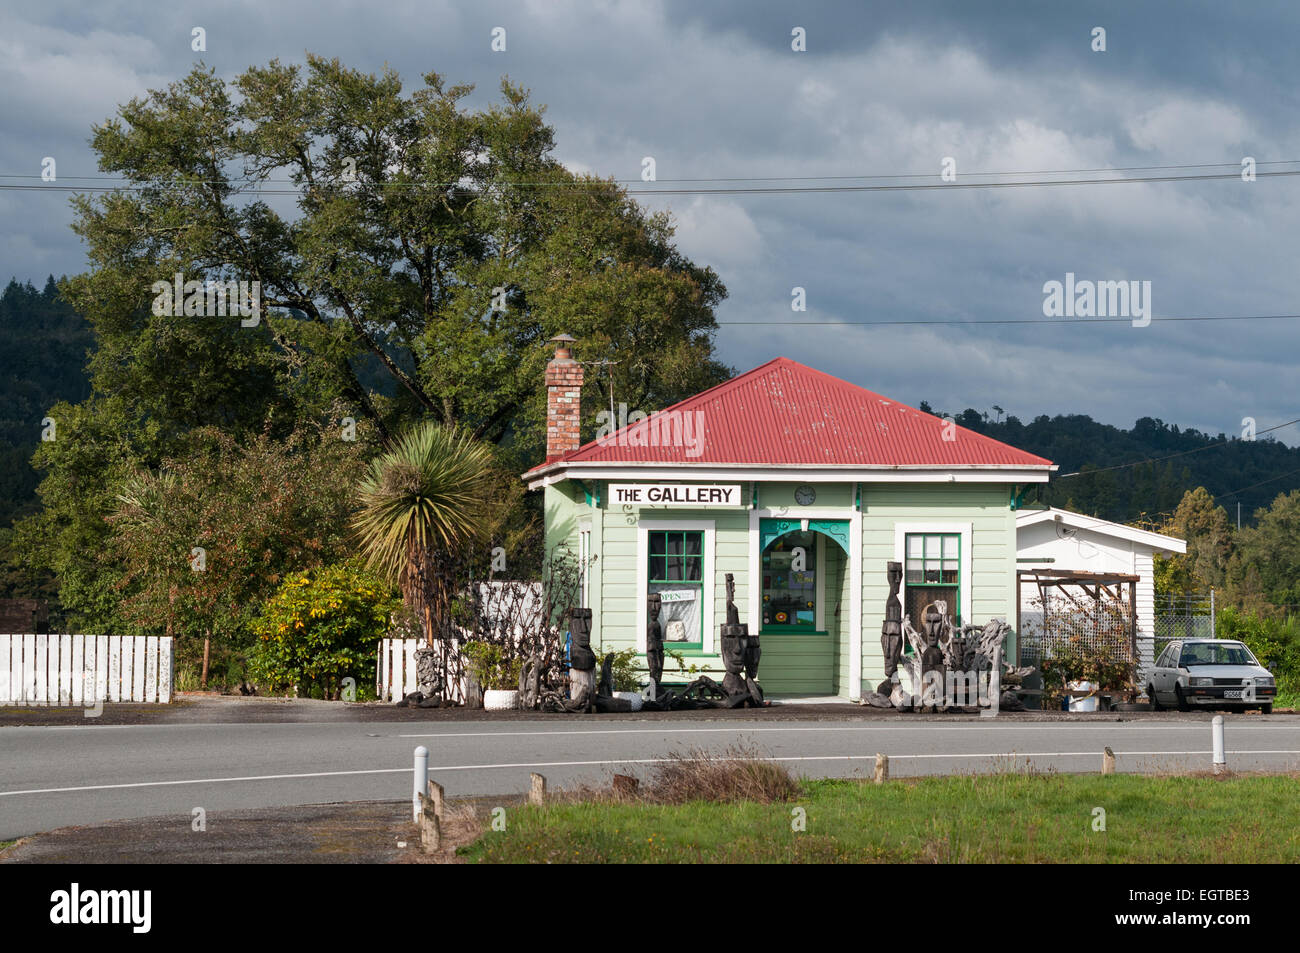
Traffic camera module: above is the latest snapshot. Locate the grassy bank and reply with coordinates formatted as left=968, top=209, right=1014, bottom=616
left=459, top=772, right=1300, bottom=863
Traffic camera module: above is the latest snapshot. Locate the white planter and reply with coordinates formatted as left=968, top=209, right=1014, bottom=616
left=483, top=689, right=520, bottom=711
left=613, top=691, right=643, bottom=712
left=1067, top=681, right=1098, bottom=712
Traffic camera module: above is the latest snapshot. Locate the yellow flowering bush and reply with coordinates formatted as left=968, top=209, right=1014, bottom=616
left=250, top=560, right=398, bottom=699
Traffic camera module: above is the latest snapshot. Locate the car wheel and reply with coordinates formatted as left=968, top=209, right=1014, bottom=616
left=1174, top=684, right=1191, bottom=712
left=1261, top=703, right=1273, bottom=714
left=1147, top=684, right=1163, bottom=711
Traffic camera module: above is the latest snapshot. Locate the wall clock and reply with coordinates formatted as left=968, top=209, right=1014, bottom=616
left=794, top=484, right=816, bottom=506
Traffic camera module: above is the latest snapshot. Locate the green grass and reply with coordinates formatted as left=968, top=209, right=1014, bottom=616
left=459, top=773, right=1300, bottom=863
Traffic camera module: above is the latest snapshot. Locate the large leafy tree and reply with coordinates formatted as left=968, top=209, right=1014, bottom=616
left=63, top=56, right=729, bottom=458
left=105, top=427, right=367, bottom=686
left=1231, top=489, right=1300, bottom=613
left=1152, top=487, right=1235, bottom=598
left=38, top=56, right=729, bottom=626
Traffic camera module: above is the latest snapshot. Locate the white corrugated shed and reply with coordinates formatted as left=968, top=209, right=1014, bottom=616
left=1016, top=508, right=1186, bottom=681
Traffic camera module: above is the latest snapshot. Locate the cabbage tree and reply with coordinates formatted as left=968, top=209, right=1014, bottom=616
left=352, top=422, right=493, bottom=645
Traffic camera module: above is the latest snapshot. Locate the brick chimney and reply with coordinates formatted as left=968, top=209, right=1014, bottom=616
left=545, top=334, right=583, bottom=461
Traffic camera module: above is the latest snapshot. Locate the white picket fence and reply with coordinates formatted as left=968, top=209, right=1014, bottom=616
left=378, top=581, right=545, bottom=703
left=378, top=638, right=422, bottom=703
left=0, top=634, right=174, bottom=705
left=377, top=639, right=475, bottom=704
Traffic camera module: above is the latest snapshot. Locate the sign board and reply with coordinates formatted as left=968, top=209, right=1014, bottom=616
left=609, top=484, right=743, bottom=507
left=657, top=588, right=697, bottom=603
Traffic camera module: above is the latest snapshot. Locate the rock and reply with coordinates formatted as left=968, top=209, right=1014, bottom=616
left=999, top=691, right=1026, bottom=712
left=861, top=691, right=893, bottom=708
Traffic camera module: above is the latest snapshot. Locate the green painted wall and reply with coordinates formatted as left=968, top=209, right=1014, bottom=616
left=858, top=483, right=1017, bottom=689
left=541, top=479, right=1017, bottom=698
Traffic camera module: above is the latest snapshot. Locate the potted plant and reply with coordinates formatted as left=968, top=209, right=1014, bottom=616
left=464, top=641, right=522, bottom=711
left=606, top=647, right=644, bottom=711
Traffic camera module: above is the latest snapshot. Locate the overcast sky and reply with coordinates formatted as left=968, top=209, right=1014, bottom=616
left=2, top=0, right=1297, bottom=444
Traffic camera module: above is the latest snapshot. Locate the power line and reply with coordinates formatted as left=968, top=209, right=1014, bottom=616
left=1056, top=417, right=1300, bottom=479
left=3, top=168, right=1298, bottom=197
left=2, top=158, right=1296, bottom=188
left=717, top=314, right=1300, bottom=327
left=1216, top=466, right=1300, bottom=500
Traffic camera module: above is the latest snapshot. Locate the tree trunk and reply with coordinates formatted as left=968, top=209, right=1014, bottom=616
left=201, top=634, right=211, bottom=690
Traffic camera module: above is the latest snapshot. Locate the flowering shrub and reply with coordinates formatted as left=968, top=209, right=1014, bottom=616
left=1037, top=597, right=1137, bottom=701
left=1040, top=632, right=1136, bottom=696
left=250, top=561, right=399, bottom=699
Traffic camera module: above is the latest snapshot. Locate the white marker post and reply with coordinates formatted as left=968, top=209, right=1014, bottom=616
left=413, top=746, right=429, bottom=821
left=1211, top=715, right=1225, bottom=775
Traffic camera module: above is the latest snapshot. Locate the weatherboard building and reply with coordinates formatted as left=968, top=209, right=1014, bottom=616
left=523, top=339, right=1057, bottom=701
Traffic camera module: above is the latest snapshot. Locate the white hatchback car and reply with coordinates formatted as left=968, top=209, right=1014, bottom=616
left=1146, top=639, right=1276, bottom=713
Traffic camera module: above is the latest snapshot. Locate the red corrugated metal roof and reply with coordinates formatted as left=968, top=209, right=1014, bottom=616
left=528, top=357, right=1053, bottom=471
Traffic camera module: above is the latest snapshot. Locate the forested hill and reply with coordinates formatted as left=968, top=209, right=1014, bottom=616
left=0, top=277, right=94, bottom=526
left=921, top=403, right=1300, bottom=525
left=0, top=278, right=1296, bottom=531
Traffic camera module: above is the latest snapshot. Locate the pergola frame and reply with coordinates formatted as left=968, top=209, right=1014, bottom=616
left=1016, top=568, right=1139, bottom=672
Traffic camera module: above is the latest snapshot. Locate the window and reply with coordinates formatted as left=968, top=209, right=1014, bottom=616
left=762, top=530, right=818, bottom=631
left=903, top=532, right=961, bottom=627
left=648, top=530, right=703, bottom=647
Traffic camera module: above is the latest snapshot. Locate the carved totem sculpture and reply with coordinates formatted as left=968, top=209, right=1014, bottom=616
left=879, top=561, right=905, bottom=696
left=646, top=592, right=665, bottom=689
left=719, top=574, right=747, bottom=698
left=718, top=572, right=763, bottom=707
left=567, top=607, right=596, bottom=712
left=920, top=601, right=951, bottom=708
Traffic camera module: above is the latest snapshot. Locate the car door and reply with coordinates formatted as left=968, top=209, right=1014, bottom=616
left=1155, top=642, right=1179, bottom=700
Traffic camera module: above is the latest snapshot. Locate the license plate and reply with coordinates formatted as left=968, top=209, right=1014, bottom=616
left=1224, top=690, right=1242, bottom=699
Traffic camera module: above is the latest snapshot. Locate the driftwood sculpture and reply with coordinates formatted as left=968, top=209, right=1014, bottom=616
left=396, top=645, right=452, bottom=708
left=863, top=563, right=1032, bottom=711
left=518, top=652, right=543, bottom=710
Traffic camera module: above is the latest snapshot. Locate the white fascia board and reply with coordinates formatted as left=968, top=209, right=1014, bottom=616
left=1015, top=507, right=1187, bottom=554
left=526, top=464, right=1053, bottom=490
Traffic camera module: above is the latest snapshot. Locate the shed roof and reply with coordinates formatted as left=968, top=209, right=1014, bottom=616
left=1016, top=507, right=1187, bottom=554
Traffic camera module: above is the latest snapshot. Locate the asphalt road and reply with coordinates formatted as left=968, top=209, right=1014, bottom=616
left=2, top=713, right=1298, bottom=840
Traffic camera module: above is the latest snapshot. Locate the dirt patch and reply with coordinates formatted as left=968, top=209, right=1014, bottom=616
left=0, top=797, right=514, bottom=864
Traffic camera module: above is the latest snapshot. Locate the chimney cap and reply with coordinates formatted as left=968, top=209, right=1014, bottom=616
left=549, top=333, right=577, bottom=360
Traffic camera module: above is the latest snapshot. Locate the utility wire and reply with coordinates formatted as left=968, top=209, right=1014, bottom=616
left=718, top=314, right=1300, bottom=327
left=1056, top=417, right=1300, bottom=479
left=2, top=158, right=1296, bottom=188
left=1215, top=466, right=1300, bottom=500
left=3, top=168, right=1298, bottom=196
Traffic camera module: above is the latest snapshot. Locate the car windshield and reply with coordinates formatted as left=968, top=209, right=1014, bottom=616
left=1178, top=643, right=1258, bottom=667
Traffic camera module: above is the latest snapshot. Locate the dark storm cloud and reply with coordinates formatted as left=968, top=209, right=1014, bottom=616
left=1, top=0, right=1296, bottom=444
